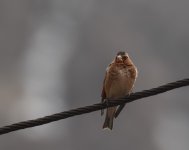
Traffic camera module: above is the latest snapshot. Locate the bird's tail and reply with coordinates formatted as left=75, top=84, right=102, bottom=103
left=103, top=107, right=115, bottom=130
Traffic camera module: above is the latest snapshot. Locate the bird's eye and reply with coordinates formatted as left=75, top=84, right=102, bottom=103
left=123, top=56, right=128, bottom=59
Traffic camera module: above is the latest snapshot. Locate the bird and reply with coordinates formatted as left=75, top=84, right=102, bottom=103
left=101, top=51, right=138, bottom=130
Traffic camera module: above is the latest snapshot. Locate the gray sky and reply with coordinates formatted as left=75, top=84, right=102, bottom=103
left=0, top=1, right=189, bottom=150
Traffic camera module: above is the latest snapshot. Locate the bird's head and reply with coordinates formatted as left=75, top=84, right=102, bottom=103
left=115, top=51, right=133, bottom=66
left=115, top=51, right=128, bottom=63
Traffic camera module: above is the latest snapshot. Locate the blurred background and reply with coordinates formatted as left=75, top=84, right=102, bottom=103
left=0, top=0, right=189, bottom=150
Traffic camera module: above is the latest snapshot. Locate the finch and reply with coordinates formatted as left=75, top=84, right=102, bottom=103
left=101, top=51, right=138, bottom=130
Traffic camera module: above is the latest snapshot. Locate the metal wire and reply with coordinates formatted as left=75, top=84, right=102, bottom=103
left=0, top=78, right=188, bottom=135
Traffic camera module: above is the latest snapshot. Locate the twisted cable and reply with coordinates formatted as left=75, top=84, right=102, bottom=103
left=0, top=78, right=188, bottom=135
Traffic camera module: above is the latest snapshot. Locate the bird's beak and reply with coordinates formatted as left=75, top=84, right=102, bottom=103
left=116, top=55, right=123, bottom=63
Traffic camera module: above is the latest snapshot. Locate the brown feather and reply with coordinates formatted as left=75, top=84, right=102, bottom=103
left=102, top=52, right=138, bottom=129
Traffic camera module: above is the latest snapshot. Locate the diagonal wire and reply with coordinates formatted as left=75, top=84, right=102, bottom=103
left=0, top=78, right=189, bottom=135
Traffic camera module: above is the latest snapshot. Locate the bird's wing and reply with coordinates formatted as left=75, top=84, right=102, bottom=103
left=101, top=71, right=107, bottom=116
left=101, top=77, right=106, bottom=101
left=101, top=63, right=113, bottom=101
left=101, top=63, right=113, bottom=116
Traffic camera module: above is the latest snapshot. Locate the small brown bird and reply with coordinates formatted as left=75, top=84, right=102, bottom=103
left=101, top=51, right=138, bottom=130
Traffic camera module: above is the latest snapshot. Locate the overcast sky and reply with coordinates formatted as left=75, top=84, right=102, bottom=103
left=0, top=1, right=189, bottom=150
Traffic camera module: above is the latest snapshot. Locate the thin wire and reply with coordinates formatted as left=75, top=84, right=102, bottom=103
left=0, top=78, right=188, bottom=135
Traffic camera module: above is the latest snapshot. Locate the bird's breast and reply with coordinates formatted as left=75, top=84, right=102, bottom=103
left=106, top=68, right=131, bottom=98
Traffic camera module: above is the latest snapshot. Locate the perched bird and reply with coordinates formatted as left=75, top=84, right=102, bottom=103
left=101, top=51, right=138, bottom=130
